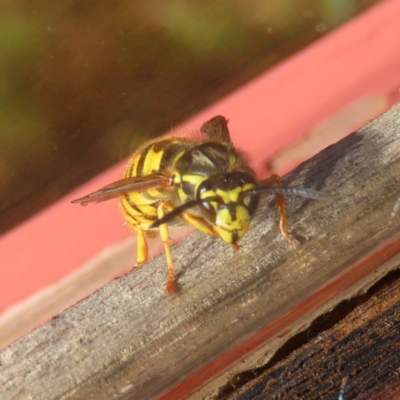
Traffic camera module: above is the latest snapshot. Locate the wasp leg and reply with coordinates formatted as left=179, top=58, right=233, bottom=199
left=261, top=174, right=296, bottom=244
left=158, top=201, right=176, bottom=294
left=135, top=228, right=148, bottom=266
left=182, top=212, right=216, bottom=236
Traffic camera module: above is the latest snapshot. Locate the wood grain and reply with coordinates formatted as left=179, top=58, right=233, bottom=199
left=228, top=269, right=400, bottom=400
left=1, top=104, right=400, bottom=400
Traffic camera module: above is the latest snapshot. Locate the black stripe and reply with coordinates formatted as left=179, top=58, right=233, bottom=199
left=159, top=140, right=191, bottom=171
left=136, top=143, right=153, bottom=177
left=128, top=156, right=136, bottom=177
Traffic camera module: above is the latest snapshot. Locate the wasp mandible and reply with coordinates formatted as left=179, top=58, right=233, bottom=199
left=72, top=116, right=322, bottom=293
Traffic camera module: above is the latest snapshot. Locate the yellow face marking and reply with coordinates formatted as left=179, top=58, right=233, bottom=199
left=142, top=146, right=164, bottom=176
left=216, top=208, right=243, bottom=230
left=214, top=226, right=234, bottom=244
left=215, top=186, right=242, bottom=202
left=215, top=205, right=251, bottom=237
left=214, top=222, right=249, bottom=244
left=215, top=189, right=230, bottom=203
left=243, top=183, right=256, bottom=192
left=236, top=206, right=251, bottom=227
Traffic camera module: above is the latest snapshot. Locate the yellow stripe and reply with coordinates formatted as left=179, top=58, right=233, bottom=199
left=128, top=192, right=156, bottom=206
left=142, top=145, right=164, bottom=176
left=122, top=211, right=155, bottom=227
left=136, top=204, right=158, bottom=217
left=121, top=196, right=157, bottom=217
left=182, top=174, right=204, bottom=185
left=125, top=152, right=141, bottom=178
left=178, top=188, right=188, bottom=201
left=120, top=196, right=142, bottom=216
left=121, top=210, right=138, bottom=228
left=172, top=150, right=186, bottom=168
left=172, top=171, right=182, bottom=184
left=120, top=196, right=158, bottom=226
left=147, top=188, right=164, bottom=198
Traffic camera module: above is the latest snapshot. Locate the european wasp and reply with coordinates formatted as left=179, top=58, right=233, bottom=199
left=72, top=116, right=322, bottom=293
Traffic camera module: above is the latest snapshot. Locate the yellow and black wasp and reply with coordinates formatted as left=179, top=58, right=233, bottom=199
left=72, top=116, right=322, bottom=293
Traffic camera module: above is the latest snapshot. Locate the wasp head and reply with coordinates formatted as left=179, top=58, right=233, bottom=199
left=197, top=172, right=259, bottom=245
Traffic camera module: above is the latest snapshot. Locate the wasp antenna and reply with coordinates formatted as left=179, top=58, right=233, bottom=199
left=241, top=186, right=326, bottom=200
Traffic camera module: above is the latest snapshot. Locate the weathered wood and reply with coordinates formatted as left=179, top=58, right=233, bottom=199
left=1, top=104, right=400, bottom=400
left=227, top=268, right=400, bottom=400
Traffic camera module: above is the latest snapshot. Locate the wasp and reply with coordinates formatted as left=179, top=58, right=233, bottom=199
left=72, top=116, right=322, bottom=293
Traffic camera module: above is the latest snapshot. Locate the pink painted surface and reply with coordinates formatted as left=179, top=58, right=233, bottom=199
left=1, top=0, right=400, bottom=311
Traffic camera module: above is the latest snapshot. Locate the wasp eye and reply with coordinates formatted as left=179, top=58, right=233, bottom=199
left=239, top=191, right=260, bottom=217
left=199, top=199, right=217, bottom=222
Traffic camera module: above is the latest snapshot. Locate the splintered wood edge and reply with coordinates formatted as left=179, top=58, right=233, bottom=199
left=1, top=105, right=400, bottom=400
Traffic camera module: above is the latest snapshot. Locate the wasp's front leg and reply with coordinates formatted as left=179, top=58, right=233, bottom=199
left=261, top=174, right=297, bottom=244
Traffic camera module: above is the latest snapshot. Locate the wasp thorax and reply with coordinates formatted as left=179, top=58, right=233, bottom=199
left=196, top=172, right=260, bottom=244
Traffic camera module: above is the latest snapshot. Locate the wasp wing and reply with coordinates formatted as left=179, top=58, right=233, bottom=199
left=71, top=172, right=172, bottom=205
left=200, top=115, right=232, bottom=144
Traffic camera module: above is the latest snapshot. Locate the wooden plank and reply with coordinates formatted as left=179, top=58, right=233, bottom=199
left=1, top=104, right=400, bottom=400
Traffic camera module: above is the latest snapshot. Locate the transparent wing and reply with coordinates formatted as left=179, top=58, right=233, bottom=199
left=71, top=172, right=172, bottom=205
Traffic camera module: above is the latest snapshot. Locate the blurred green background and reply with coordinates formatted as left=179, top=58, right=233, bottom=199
left=0, top=0, right=380, bottom=235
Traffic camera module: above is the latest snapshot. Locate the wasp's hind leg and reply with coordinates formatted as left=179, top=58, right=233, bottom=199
left=261, top=174, right=298, bottom=245
left=158, top=201, right=177, bottom=294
